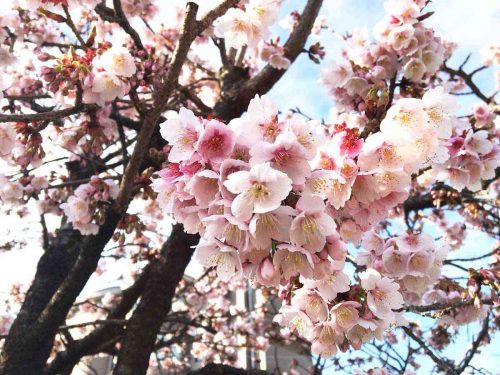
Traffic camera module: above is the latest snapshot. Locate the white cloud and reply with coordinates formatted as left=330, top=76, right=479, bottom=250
left=427, top=0, right=500, bottom=50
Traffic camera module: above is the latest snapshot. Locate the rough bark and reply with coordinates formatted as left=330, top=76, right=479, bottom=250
left=44, top=267, right=150, bottom=375
left=186, top=363, right=269, bottom=375
left=0, top=209, right=122, bottom=375
left=112, top=225, right=199, bottom=375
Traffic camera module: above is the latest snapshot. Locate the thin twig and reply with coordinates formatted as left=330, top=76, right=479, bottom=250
left=0, top=104, right=98, bottom=123
left=112, top=0, right=145, bottom=51
left=402, top=326, right=457, bottom=374
left=457, top=315, right=490, bottom=374
left=62, top=5, right=87, bottom=47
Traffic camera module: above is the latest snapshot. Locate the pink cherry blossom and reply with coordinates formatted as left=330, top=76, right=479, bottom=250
left=223, top=162, right=292, bottom=222
left=273, top=244, right=315, bottom=280
left=230, top=95, right=281, bottom=145
left=291, top=288, right=329, bottom=322
left=330, top=301, right=361, bottom=331
left=381, top=246, right=409, bottom=277
left=360, top=269, right=404, bottom=319
left=186, top=170, right=220, bottom=209
left=214, top=8, right=265, bottom=49
left=250, top=131, right=311, bottom=185
left=195, top=241, right=241, bottom=282
left=248, top=205, right=294, bottom=249
left=60, top=195, right=98, bottom=235
left=255, top=257, right=280, bottom=286
left=303, top=270, right=350, bottom=301
left=472, top=102, right=492, bottom=126
left=290, top=195, right=336, bottom=253
left=464, top=130, right=493, bottom=157
left=274, top=305, right=314, bottom=340
left=160, top=108, right=203, bottom=163
left=0, top=123, right=16, bottom=156
left=89, top=71, right=129, bottom=103
left=311, top=322, right=341, bottom=357
left=406, top=250, right=433, bottom=276
left=97, top=46, right=136, bottom=78
left=196, top=119, right=235, bottom=163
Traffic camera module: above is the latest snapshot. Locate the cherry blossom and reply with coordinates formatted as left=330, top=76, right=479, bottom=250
left=96, top=46, right=136, bottom=78
left=360, top=269, right=404, bottom=319
left=223, top=162, right=292, bottom=222
left=195, top=241, right=241, bottom=282
left=160, top=108, right=203, bottom=163
left=0, top=123, right=16, bottom=156
left=0, top=0, right=498, bottom=372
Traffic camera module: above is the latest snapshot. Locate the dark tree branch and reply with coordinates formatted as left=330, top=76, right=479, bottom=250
left=0, top=104, right=98, bottom=123
left=62, top=4, right=86, bottom=47
left=112, top=0, right=145, bottom=51
left=186, top=363, right=269, bottom=375
left=179, top=86, right=212, bottom=114
left=457, top=315, right=490, bottom=374
left=112, top=225, right=199, bottom=375
left=44, top=268, right=150, bottom=375
left=442, top=63, right=494, bottom=104
left=404, top=299, right=494, bottom=313
left=402, top=326, right=457, bottom=374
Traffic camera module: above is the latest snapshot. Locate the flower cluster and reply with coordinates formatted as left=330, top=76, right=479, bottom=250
left=83, top=46, right=136, bottom=104
left=0, top=174, right=24, bottom=205
left=0, top=174, right=49, bottom=206
left=153, top=90, right=458, bottom=355
left=422, top=289, right=489, bottom=327
left=356, top=232, right=449, bottom=304
left=374, top=0, right=445, bottom=81
left=258, top=38, right=291, bottom=70
left=40, top=45, right=136, bottom=105
left=275, top=267, right=407, bottom=358
left=60, top=176, right=119, bottom=235
left=334, top=87, right=460, bottom=242
left=419, top=108, right=499, bottom=192
left=212, top=0, right=290, bottom=69
left=481, top=42, right=500, bottom=66
left=50, top=107, right=118, bottom=156
left=214, top=0, right=281, bottom=49
left=321, top=0, right=448, bottom=112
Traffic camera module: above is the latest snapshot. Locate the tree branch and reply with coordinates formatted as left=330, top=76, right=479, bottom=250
left=186, top=363, right=269, bottom=375
left=112, top=225, right=199, bottom=375
left=114, top=1, right=199, bottom=211
left=0, top=104, right=98, bottom=123
left=112, top=0, right=145, bottom=50
left=404, top=299, right=494, bottom=313
left=44, top=268, right=150, bottom=375
left=457, top=315, right=490, bottom=374
left=442, top=63, right=494, bottom=104
left=402, top=326, right=457, bottom=374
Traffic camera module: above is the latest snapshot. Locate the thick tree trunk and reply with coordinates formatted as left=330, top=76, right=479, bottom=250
left=112, top=225, right=199, bottom=375
left=186, top=363, right=269, bottom=375
left=44, top=266, right=150, bottom=375
left=0, top=210, right=121, bottom=375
